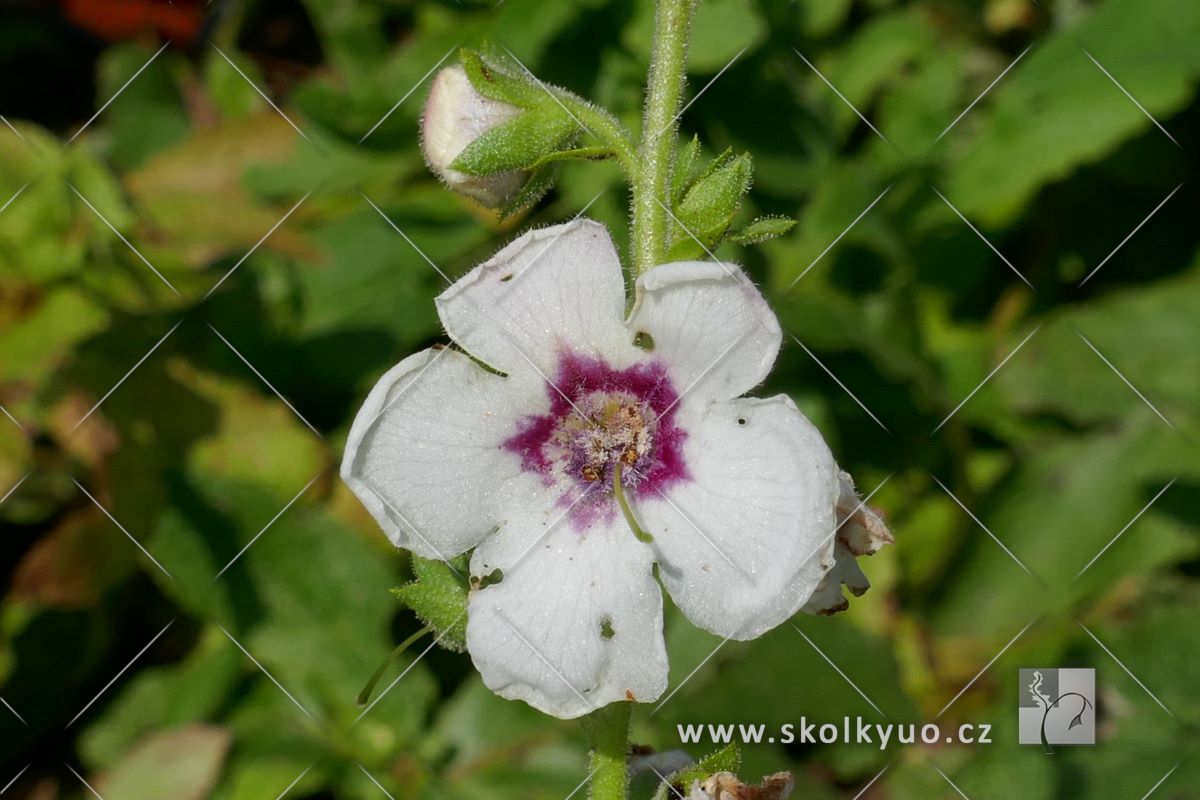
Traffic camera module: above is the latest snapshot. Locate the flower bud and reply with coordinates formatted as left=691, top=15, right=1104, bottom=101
left=421, top=65, right=526, bottom=208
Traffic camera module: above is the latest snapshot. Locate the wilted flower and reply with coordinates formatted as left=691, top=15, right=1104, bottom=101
left=342, top=219, right=889, bottom=719
left=802, top=472, right=893, bottom=616
left=421, top=64, right=525, bottom=208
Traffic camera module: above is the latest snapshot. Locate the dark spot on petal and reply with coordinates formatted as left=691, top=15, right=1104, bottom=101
left=600, top=616, right=615, bottom=640
left=737, top=417, right=747, bottom=426
left=500, top=273, right=513, bottom=282
left=633, top=331, right=655, bottom=351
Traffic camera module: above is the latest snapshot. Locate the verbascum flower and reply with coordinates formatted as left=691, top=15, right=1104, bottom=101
left=421, top=65, right=525, bottom=208
left=342, top=220, right=889, bottom=719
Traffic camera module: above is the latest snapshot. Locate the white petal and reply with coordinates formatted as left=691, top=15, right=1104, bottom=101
left=629, top=261, right=781, bottom=404
left=437, top=220, right=633, bottom=376
left=341, top=348, right=538, bottom=559
left=465, top=505, right=667, bottom=719
left=639, top=395, right=839, bottom=640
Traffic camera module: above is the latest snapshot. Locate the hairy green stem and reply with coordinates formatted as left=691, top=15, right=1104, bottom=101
left=630, top=0, right=698, bottom=275
left=356, top=626, right=430, bottom=705
left=551, top=91, right=639, bottom=174
left=582, top=701, right=633, bottom=800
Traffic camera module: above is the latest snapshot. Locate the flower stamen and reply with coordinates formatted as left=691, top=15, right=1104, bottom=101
left=612, top=461, right=653, bottom=544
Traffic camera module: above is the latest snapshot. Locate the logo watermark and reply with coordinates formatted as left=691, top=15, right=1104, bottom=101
left=1018, top=668, right=1095, bottom=752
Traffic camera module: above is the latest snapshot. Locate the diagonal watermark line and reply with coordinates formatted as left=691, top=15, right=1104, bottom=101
left=645, top=763, right=685, bottom=800
left=1076, top=620, right=1174, bottom=718
left=791, top=334, right=890, bottom=433
left=1140, top=763, right=1180, bottom=800
left=2, top=764, right=31, bottom=795
left=1076, top=478, right=1175, bottom=579
left=1078, top=183, right=1182, bottom=287
left=369, top=488, right=465, bottom=579
left=1, top=114, right=30, bottom=144
left=356, top=763, right=397, bottom=800
left=495, top=609, right=594, bottom=710
left=73, top=478, right=174, bottom=578
left=794, top=48, right=889, bottom=144
left=354, top=615, right=465, bottom=724
left=932, top=476, right=1036, bottom=578
left=0, top=402, right=25, bottom=433
left=65, top=620, right=175, bottom=728
left=362, top=347, right=451, bottom=432
left=208, top=324, right=321, bottom=436
left=662, top=45, right=748, bottom=136
left=206, top=192, right=311, bottom=298
left=792, top=624, right=886, bottom=717
left=932, top=324, right=1041, bottom=433
left=73, top=320, right=183, bottom=432
left=500, top=46, right=593, bottom=136
left=932, top=187, right=1034, bottom=290
left=659, top=334, right=747, bottom=418
left=65, top=763, right=105, bottom=800
left=563, top=768, right=599, bottom=800
left=651, top=637, right=730, bottom=715
left=503, top=191, right=605, bottom=288
left=851, top=764, right=890, bottom=800
left=504, top=485, right=599, bottom=573
left=935, top=616, right=1038, bottom=719
left=787, top=185, right=892, bottom=290
left=932, top=764, right=972, bottom=800
left=1, top=474, right=28, bottom=506
left=273, top=765, right=314, bottom=800
left=220, top=625, right=316, bottom=721
left=1, top=695, right=28, bottom=727
left=211, top=44, right=313, bottom=144
left=1082, top=49, right=1180, bottom=148
left=70, top=185, right=181, bottom=296
left=361, top=191, right=451, bottom=284
left=214, top=473, right=322, bottom=579
left=1, top=183, right=28, bottom=216
left=68, top=40, right=170, bottom=143
left=935, top=44, right=1032, bottom=142
left=360, top=45, right=458, bottom=144
left=653, top=196, right=737, bottom=281
left=1074, top=330, right=1174, bottom=429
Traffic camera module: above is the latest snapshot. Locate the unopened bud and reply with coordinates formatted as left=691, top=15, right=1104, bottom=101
left=421, top=65, right=526, bottom=208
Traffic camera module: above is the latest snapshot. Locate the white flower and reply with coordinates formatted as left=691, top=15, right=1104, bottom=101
left=802, top=471, right=893, bottom=616
left=421, top=65, right=526, bottom=208
left=342, top=219, right=869, bottom=719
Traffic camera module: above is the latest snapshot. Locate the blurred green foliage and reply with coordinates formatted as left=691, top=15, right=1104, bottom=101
left=1, top=0, right=1198, bottom=798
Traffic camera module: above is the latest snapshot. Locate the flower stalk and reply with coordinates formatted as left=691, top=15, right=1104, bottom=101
left=631, top=0, right=699, bottom=276
left=582, top=701, right=633, bottom=800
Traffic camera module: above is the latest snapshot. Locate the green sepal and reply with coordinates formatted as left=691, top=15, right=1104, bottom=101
left=727, top=215, right=796, bottom=245
left=390, top=554, right=470, bottom=653
left=459, top=46, right=547, bottom=108
left=527, top=145, right=617, bottom=170
left=652, top=744, right=741, bottom=800
left=672, top=135, right=702, bottom=204
left=497, top=165, right=559, bottom=220
left=666, top=150, right=753, bottom=260
left=450, top=107, right=579, bottom=176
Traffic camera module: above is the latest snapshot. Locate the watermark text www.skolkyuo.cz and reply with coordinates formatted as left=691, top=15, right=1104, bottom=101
left=677, top=718, right=993, bottom=750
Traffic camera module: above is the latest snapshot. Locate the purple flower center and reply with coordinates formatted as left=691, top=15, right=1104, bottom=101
left=503, top=351, right=689, bottom=527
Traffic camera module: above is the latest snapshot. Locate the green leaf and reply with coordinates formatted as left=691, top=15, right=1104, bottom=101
left=527, top=145, right=616, bottom=170
left=667, top=150, right=753, bottom=260
left=392, top=555, right=470, bottom=652
left=727, top=216, right=797, bottom=245
left=459, top=47, right=547, bottom=108
left=94, top=725, right=231, bottom=800
left=450, top=107, right=579, bottom=176
left=653, top=744, right=741, bottom=800
left=672, top=135, right=701, bottom=204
